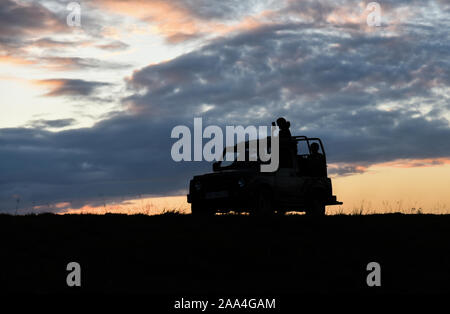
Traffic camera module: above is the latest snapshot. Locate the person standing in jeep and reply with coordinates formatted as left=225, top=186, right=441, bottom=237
left=276, top=117, right=296, bottom=168
left=276, top=117, right=292, bottom=139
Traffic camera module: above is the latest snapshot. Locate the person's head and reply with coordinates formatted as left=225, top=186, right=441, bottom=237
left=310, top=142, right=320, bottom=154
left=276, top=117, right=290, bottom=130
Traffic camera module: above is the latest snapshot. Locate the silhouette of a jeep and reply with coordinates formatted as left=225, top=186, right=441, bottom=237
left=187, top=134, right=342, bottom=216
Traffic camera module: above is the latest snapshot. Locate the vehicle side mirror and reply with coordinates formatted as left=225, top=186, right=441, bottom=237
left=213, top=162, right=220, bottom=171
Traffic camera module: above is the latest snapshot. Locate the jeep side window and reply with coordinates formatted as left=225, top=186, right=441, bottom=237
left=297, top=140, right=309, bottom=156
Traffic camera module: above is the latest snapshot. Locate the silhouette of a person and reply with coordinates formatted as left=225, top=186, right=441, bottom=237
left=309, top=142, right=326, bottom=176
left=276, top=117, right=292, bottom=140
left=310, top=143, right=322, bottom=157
left=276, top=117, right=295, bottom=168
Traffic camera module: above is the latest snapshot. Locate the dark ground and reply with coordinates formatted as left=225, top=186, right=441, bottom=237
left=1, top=213, right=449, bottom=296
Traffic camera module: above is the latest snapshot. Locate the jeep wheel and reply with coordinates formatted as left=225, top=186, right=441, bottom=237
left=306, top=200, right=325, bottom=217
left=191, top=202, right=213, bottom=216
left=253, top=190, right=274, bottom=216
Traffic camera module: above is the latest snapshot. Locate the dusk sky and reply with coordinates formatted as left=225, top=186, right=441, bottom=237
left=1, top=0, right=450, bottom=214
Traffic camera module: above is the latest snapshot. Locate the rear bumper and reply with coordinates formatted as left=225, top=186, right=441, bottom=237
left=325, top=195, right=343, bottom=206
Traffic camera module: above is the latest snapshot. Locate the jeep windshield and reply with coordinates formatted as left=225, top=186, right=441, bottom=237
left=216, top=140, right=269, bottom=171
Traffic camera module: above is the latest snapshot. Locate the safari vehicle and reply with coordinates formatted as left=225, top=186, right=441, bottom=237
left=187, top=134, right=342, bottom=216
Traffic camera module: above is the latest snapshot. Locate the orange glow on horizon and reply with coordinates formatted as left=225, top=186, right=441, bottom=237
left=62, top=195, right=190, bottom=215
left=59, top=157, right=450, bottom=216
left=331, top=161, right=450, bottom=214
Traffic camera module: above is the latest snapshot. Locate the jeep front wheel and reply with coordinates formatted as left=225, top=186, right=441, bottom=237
left=191, top=202, right=213, bottom=216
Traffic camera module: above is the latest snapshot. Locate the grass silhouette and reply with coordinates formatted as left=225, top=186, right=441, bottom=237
left=1, top=212, right=450, bottom=294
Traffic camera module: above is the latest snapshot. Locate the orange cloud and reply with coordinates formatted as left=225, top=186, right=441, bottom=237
left=328, top=163, right=369, bottom=176
left=54, top=202, right=71, bottom=209
left=374, top=158, right=450, bottom=169
left=31, top=79, right=70, bottom=96
left=32, top=79, right=63, bottom=87
left=0, top=55, right=35, bottom=65
left=31, top=78, right=110, bottom=97
left=326, top=6, right=366, bottom=26
left=209, top=11, right=272, bottom=35
left=328, top=157, right=450, bottom=177
left=97, top=0, right=200, bottom=42
left=95, top=0, right=273, bottom=42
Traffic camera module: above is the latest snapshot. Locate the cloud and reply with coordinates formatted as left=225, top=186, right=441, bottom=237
left=92, top=0, right=449, bottom=43
left=34, top=79, right=111, bottom=97
left=0, top=1, right=131, bottom=69
left=39, top=57, right=131, bottom=70
left=27, top=118, right=77, bottom=129
left=0, top=115, right=205, bottom=212
left=123, top=2, right=450, bottom=167
left=95, top=0, right=278, bottom=42
left=371, top=158, right=450, bottom=169
left=0, top=0, right=65, bottom=37
left=31, top=37, right=84, bottom=48
left=125, top=24, right=449, bottom=120
left=328, top=163, right=368, bottom=177
left=96, top=40, right=129, bottom=51
left=0, top=0, right=66, bottom=62
left=0, top=54, right=35, bottom=65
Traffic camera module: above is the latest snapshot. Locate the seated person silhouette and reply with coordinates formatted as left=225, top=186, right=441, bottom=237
left=308, top=142, right=326, bottom=176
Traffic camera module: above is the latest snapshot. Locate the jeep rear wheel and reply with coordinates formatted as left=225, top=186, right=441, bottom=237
left=253, top=190, right=274, bottom=216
